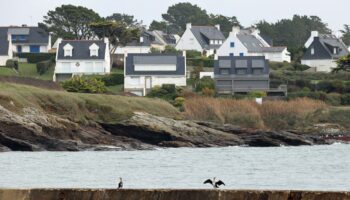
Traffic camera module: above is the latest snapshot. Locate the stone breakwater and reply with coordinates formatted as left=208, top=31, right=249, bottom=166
left=0, top=189, right=349, bottom=200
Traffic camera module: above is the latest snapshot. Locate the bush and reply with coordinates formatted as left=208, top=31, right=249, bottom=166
left=196, top=77, right=215, bottom=92
left=248, top=91, right=267, bottom=98
left=186, top=50, right=201, bottom=58
left=202, top=87, right=215, bottom=97
left=36, top=60, right=53, bottom=75
left=147, top=84, right=177, bottom=100
left=97, top=73, right=124, bottom=86
left=341, top=94, right=350, bottom=105
left=325, top=93, right=342, bottom=106
left=16, top=53, right=56, bottom=63
left=6, top=59, right=18, bottom=70
left=61, top=77, right=107, bottom=93
left=174, top=97, right=185, bottom=107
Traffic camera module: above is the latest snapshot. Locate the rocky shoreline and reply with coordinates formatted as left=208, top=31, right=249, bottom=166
left=0, top=105, right=348, bottom=152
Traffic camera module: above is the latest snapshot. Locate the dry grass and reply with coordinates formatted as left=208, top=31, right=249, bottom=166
left=184, top=97, right=328, bottom=130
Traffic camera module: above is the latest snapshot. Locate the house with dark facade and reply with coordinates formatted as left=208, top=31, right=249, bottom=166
left=0, top=28, right=13, bottom=65
left=301, top=31, right=349, bottom=72
left=214, top=56, right=270, bottom=94
left=124, top=53, right=186, bottom=96
left=0, top=26, right=51, bottom=54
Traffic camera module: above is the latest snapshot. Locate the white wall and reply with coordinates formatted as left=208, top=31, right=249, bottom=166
left=0, top=56, right=10, bottom=66
left=301, top=59, right=337, bottom=72
left=263, top=49, right=291, bottom=63
left=124, top=75, right=186, bottom=96
left=12, top=44, right=49, bottom=53
left=217, top=33, right=248, bottom=56
left=199, top=72, right=214, bottom=79
left=115, top=46, right=150, bottom=54
left=55, top=60, right=109, bottom=74
left=176, top=29, right=203, bottom=52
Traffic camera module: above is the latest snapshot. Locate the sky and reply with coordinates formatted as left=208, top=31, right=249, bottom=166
left=0, top=0, right=349, bottom=31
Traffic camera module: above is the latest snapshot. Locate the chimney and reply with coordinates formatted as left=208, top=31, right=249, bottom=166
left=186, top=23, right=192, bottom=29
left=21, top=24, right=27, bottom=27
left=215, top=24, right=220, bottom=31
left=311, top=31, right=319, bottom=39
left=140, top=36, right=144, bottom=43
left=250, top=27, right=260, bottom=37
left=230, top=26, right=240, bottom=36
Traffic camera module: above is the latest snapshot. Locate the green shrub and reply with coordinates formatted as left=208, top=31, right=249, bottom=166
left=174, top=97, right=185, bottom=107
left=196, top=77, right=215, bottom=92
left=325, top=93, right=342, bottom=106
left=248, top=91, right=267, bottom=98
left=186, top=50, right=201, bottom=58
left=36, top=60, right=53, bottom=75
left=147, top=84, right=177, bottom=100
left=97, top=73, right=124, bottom=86
left=341, top=94, right=350, bottom=105
left=61, top=77, right=107, bottom=94
left=5, top=59, right=19, bottom=70
left=16, top=53, right=56, bottom=63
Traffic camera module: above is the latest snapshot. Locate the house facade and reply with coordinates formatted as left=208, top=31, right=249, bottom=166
left=124, top=53, right=186, bottom=96
left=54, top=38, right=111, bottom=82
left=301, top=31, right=350, bottom=72
left=217, top=27, right=291, bottom=63
left=176, top=23, right=225, bottom=56
left=0, top=26, right=51, bottom=54
left=0, top=28, right=13, bottom=65
left=214, top=56, right=270, bottom=94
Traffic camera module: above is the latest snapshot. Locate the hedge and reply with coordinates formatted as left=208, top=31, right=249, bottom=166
left=16, top=53, right=56, bottom=63
left=6, top=59, right=19, bottom=70
left=36, top=60, right=53, bottom=75
left=97, top=73, right=124, bottom=86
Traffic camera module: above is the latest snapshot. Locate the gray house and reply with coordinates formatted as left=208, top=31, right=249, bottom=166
left=214, top=56, right=270, bottom=94
left=301, top=31, right=349, bottom=72
left=124, top=53, right=186, bottom=96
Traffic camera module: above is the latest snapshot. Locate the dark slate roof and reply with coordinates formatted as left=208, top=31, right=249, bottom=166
left=302, top=35, right=349, bottom=60
left=237, top=31, right=286, bottom=53
left=125, top=53, right=185, bottom=76
left=214, top=56, right=269, bottom=76
left=57, top=40, right=107, bottom=60
left=0, top=28, right=9, bottom=55
left=0, top=27, right=49, bottom=44
left=190, top=26, right=225, bottom=50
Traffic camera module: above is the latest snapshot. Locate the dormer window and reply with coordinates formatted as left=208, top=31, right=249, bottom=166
left=89, top=43, right=99, bottom=57
left=63, top=43, right=73, bottom=57
left=333, top=48, right=337, bottom=54
left=311, top=48, right=315, bottom=55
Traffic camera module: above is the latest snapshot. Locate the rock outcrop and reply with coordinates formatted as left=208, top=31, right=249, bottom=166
left=0, top=106, right=347, bottom=152
left=0, top=189, right=350, bottom=200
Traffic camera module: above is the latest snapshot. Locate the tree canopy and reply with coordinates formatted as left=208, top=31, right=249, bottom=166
left=340, top=24, right=350, bottom=46
left=40, top=4, right=101, bottom=40
left=333, top=54, right=350, bottom=73
left=106, top=13, right=143, bottom=29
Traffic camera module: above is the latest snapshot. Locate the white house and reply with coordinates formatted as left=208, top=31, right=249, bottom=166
left=124, top=52, right=187, bottom=96
left=54, top=38, right=111, bottom=82
left=0, top=29, right=13, bottom=65
left=301, top=31, right=349, bottom=72
left=217, top=27, right=291, bottom=63
left=0, top=26, right=51, bottom=54
left=176, top=23, right=225, bottom=56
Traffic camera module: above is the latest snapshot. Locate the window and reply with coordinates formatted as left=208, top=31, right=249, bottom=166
left=236, top=69, right=247, bottom=75
left=89, top=43, right=99, bottom=57
left=311, top=48, right=315, bottom=55
left=19, top=35, right=27, bottom=41
left=91, top=49, right=98, bottom=57
left=64, top=49, right=72, bottom=57
left=219, top=60, right=231, bottom=68
left=230, top=42, right=235, bottom=48
left=333, top=48, right=337, bottom=54
left=252, top=60, right=265, bottom=68
left=17, top=46, right=22, bottom=53
left=239, top=53, right=244, bottom=57
left=30, top=45, right=40, bottom=53
left=253, top=69, right=263, bottom=75
left=229, top=53, right=234, bottom=57
left=235, top=60, right=248, bottom=68
left=217, top=80, right=232, bottom=86
left=220, top=69, right=230, bottom=75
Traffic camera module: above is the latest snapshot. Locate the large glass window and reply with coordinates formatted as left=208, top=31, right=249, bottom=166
left=220, top=69, right=230, bottom=75
left=236, top=69, right=247, bottom=75
left=235, top=60, right=248, bottom=68
left=252, top=60, right=265, bottom=68
left=253, top=69, right=263, bottom=75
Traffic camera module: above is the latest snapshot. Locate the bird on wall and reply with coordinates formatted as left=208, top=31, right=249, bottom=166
left=204, top=177, right=225, bottom=189
left=118, top=177, right=123, bottom=189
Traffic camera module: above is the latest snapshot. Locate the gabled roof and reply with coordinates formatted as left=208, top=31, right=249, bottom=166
left=0, top=28, right=9, bottom=55
left=0, top=27, right=49, bottom=44
left=190, top=26, right=225, bottom=50
left=57, top=40, right=107, bottom=60
left=303, top=34, right=349, bottom=60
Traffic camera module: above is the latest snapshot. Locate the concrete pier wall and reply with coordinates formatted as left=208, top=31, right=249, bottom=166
left=0, top=189, right=349, bottom=200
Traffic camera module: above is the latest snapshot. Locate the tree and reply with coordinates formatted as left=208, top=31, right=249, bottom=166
left=340, top=24, right=350, bottom=46
left=161, top=3, right=211, bottom=34
left=90, top=21, right=140, bottom=54
left=333, top=54, right=350, bottom=73
left=209, top=14, right=241, bottom=37
left=41, top=5, right=101, bottom=40
left=149, top=20, right=168, bottom=32
left=106, top=13, right=143, bottom=28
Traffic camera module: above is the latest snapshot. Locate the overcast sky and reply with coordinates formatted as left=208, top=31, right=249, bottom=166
left=1, top=0, right=349, bottom=31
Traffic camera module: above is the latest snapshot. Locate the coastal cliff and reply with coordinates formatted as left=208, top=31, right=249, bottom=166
left=0, top=189, right=349, bottom=200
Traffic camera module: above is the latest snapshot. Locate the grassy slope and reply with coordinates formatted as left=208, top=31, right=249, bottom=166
left=0, top=63, right=54, bottom=81
left=0, top=82, right=180, bottom=124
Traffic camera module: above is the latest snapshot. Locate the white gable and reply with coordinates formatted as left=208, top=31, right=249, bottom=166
left=176, top=28, right=203, bottom=52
